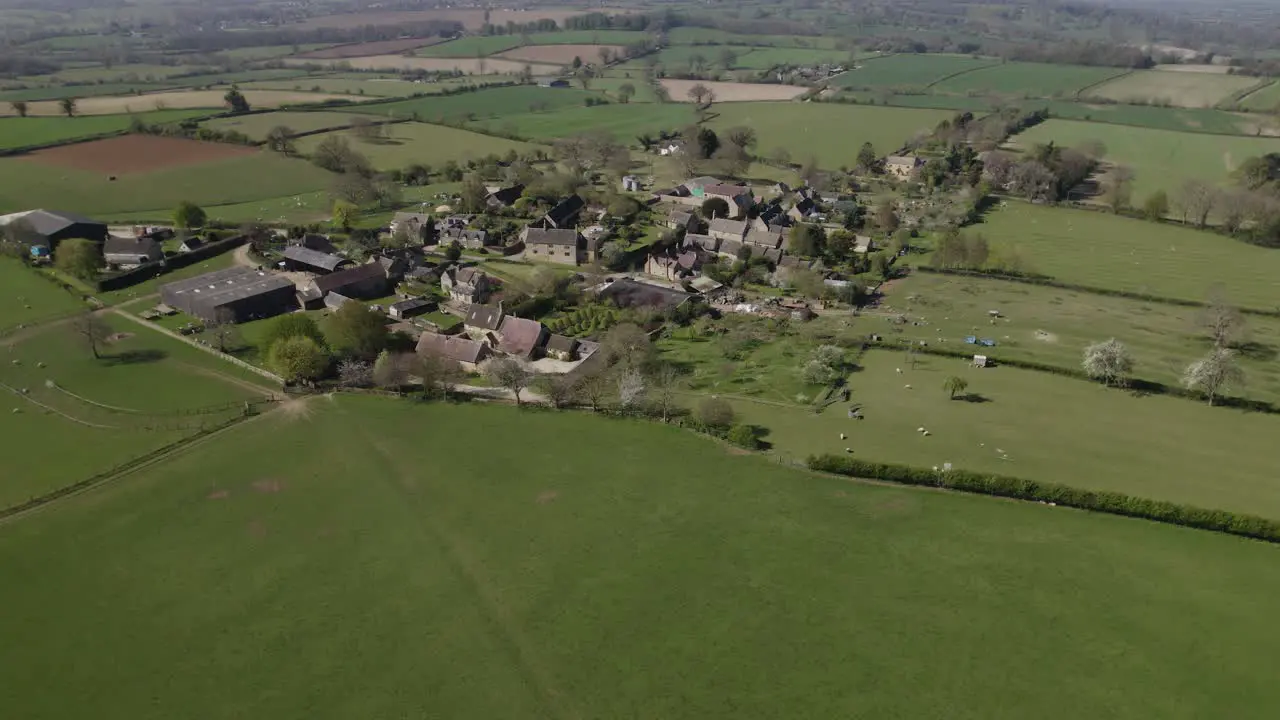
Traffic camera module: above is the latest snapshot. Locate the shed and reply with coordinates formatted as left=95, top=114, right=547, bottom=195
left=545, top=334, right=579, bottom=361
left=388, top=297, right=433, bottom=320
left=282, top=245, right=350, bottom=274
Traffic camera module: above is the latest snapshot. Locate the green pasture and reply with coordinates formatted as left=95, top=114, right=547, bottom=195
left=30, top=63, right=210, bottom=84
left=349, top=84, right=598, bottom=122
left=1086, top=70, right=1260, bottom=108
left=1009, top=118, right=1280, bottom=200
left=881, top=271, right=1280, bottom=404
left=478, top=102, right=695, bottom=141
left=1238, top=81, right=1280, bottom=112
left=0, top=317, right=264, bottom=509
left=294, top=122, right=541, bottom=171
left=418, top=35, right=523, bottom=57
left=0, top=151, right=333, bottom=217
left=833, top=53, right=999, bottom=90
left=666, top=27, right=842, bottom=49
left=724, top=350, right=1280, bottom=518
left=592, top=74, right=659, bottom=103
left=201, top=110, right=371, bottom=140
left=422, top=30, right=653, bottom=57
left=1032, top=101, right=1269, bottom=135
left=0, top=259, right=87, bottom=330
left=0, top=82, right=183, bottom=102
left=218, top=44, right=334, bottom=60
left=836, top=92, right=999, bottom=112
left=224, top=77, right=426, bottom=98
left=931, top=62, right=1127, bottom=98
left=0, top=109, right=209, bottom=151
left=974, top=202, right=1280, bottom=310
left=5, top=395, right=1280, bottom=718
left=707, top=103, right=954, bottom=168
left=734, top=46, right=852, bottom=69
left=117, top=190, right=335, bottom=226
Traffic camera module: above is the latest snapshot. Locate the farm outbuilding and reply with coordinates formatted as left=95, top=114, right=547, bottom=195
left=281, top=245, right=351, bottom=274
left=0, top=209, right=108, bottom=250
left=159, top=266, right=297, bottom=323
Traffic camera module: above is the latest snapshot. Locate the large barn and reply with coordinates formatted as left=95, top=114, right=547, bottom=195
left=159, top=267, right=297, bottom=323
left=0, top=209, right=108, bottom=250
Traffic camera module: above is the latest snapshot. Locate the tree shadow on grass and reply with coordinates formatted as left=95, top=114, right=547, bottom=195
left=100, top=349, right=167, bottom=366
left=954, top=393, right=992, bottom=404
left=1234, top=341, right=1278, bottom=363
left=749, top=424, right=773, bottom=451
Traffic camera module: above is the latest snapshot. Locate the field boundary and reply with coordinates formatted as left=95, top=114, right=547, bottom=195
left=922, top=59, right=1002, bottom=90
left=1233, top=79, right=1278, bottom=109
left=113, top=310, right=285, bottom=388
left=1217, top=78, right=1273, bottom=109
left=1072, top=69, right=1134, bottom=99
left=808, top=454, right=1280, bottom=545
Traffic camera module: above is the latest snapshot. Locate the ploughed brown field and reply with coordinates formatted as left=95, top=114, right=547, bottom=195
left=494, top=44, right=626, bottom=65
left=293, top=37, right=448, bottom=59
left=18, top=135, right=258, bottom=175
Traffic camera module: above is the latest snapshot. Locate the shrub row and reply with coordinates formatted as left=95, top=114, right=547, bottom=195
left=914, top=265, right=1280, bottom=318
left=807, top=454, right=1280, bottom=544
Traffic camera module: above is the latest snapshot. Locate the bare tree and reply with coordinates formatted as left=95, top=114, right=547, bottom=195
left=373, top=350, right=411, bottom=390
left=686, top=83, right=711, bottom=105
left=1182, top=348, right=1244, bottom=406
left=1103, top=165, right=1134, bottom=213
left=205, top=308, right=239, bottom=354
left=484, top=357, right=533, bottom=406
left=1176, top=179, right=1218, bottom=228
left=338, top=359, right=373, bottom=387
left=1218, top=188, right=1252, bottom=234
left=73, top=311, right=111, bottom=359
left=1082, top=338, right=1134, bottom=387
left=1200, top=287, right=1245, bottom=349
left=576, top=369, right=610, bottom=411
left=538, top=375, right=576, bottom=408
left=650, top=363, right=683, bottom=422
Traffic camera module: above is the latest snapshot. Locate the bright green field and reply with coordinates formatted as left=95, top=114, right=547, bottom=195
left=0, top=317, right=264, bottom=509
left=883, top=271, right=1280, bottom=404
left=420, top=30, right=651, bottom=58
left=0, top=109, right=210, bottom=151
left=832, top=53, right=999, bottom=89
left=0, top=150, right=334, bottom=216
left=1238, top=81, right=1280, bottom=112
left=975, top=202, right=1280, bottom=309
left=417, top=35, right=523, bottom=57
left=931, top=62, right=1126, bottom=98
left=708, top=103, right=953, bottom=168
left=294, top=122, right=541, bottom=170
left=349, top=84, right=599, bottom=122
left=223, top=77, right=424, bottom=98
left=0, top=259, right=87, bottom=330
left=666, top=27, right=842, bottom=49
left=202, top=110, right=371, bottom=140
left=480, top=102, right=695, bottom=140
left=1031, top=101, right=1267, bottom=135
left=5, top=394, right=1280, bottom=718
left=1087, top=70, right=1260, bottom=108
left=0, top=82, right=183, bottom=102
left=1010, top=118, right=1280, bottom=200
left=723, top=350, right=1280, bottom=518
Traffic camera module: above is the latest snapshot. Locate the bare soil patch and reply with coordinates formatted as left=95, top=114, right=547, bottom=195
left=207, top=489, right=229, bottom=500
left=0, top=90, right=364, bottom=117
left=286, top=55, right=557, bottom=76
left=295, top=37, right=446, bottom=59
left=659, top=79, right=808, bottom=103
left=1154, top=64, right=1233, bottom=74
left=20, top=135, right=257, bottom=175
left=536, top=490, right=559, bottom=504
left=252, top=479, right=286, bottom=494
left=104, top=332, right=134, bottom=344
left=495, top=44, right=625, bottom=66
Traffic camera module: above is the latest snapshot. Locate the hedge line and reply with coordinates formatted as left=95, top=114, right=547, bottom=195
left=863, top=343, right=1280, bottom=415
left=807, top=454, right=1280, bottom=544
left=914, top=265, right=1280, bottom=318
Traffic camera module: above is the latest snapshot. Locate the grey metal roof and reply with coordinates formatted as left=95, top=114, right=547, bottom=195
left=103, top=236, right=160, bottom=256
left=160, top=267, right=295, bottom=307
left=311, top=262, right=386, bottom=294
left=283, top=245, right=348, bottom=272
left=0, top=209, right=104, bottom=237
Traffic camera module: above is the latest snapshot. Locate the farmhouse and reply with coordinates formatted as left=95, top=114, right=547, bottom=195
left=668, top=209, right=698, bottom=231
left=464, top=303, right=504, bottom=334
left=788, top=197, right=821, bottom=223
left=536, top=194, right=585, bottom=230
left=708, top=218, right=748, bottom=243
left=745, top=227, right=785, bottom=250
left=160, top=266, right=297, bottom=323
left=703, top=183, right=754, bottom=219
left=497, top=316, right=548, bottom=358
left=521, top=227, right=596, bottom=265
left=0, top=209, right=108, bottom=249
left=301, top=262, right=391, bottom=304
left=545, top=334, right=579, bottom=361
left=415, top=332, right=490, bottom=371
left=441, top=227, right=492, bottom=249
left=282, top=245, right=351, bottom=274
left=685, top=233, right=719, bottom=253
left=886, top=155, right=922, bottom=178
left=391, top=212, right=433, bottom=241
left=102, top=236, right=163, bottom=268
left=441, top=266, right=492, bottom=305
left=598, top=277, right=694, bottom=311
left=294, top=233, right=339, bottom=254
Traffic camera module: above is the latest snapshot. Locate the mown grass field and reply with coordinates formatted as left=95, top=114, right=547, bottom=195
left=974, top=202, right=1280, bottom=309
left=1029, top=101, right=1269, bottom=135
left=723, top=350, right=1280, bottom=518
left=0, top=151, right=334, bottom=216
left=882, top=270, right=1280, bottom=404
left=294, top=122, right=541, bottom=170
left=4, top=394, right=1280, bottom=718
left=349, top=84, right=598, bottom=122
left=0, top=258, right=86, bottom=330
left=930, top=62, right=1126, bottom=98
left=0, top=317, right=266, bottom=509
left=478, top=102, right=695, bottom=140
left=665, top=27, right=842, bottom=48
left=1087, top=70, right=1260, bottom=108
left=708, top=103, right=953, bottom=168
left=0, top=109, right=210, bottom=151
left=832, top=53, right=999, bottom=89
left=419, top=30, right=650, bottom=58
left=223, top=77, right=427, bottom=98
left=1008, top=118, right=1280, bottom=201
left=1238, top=80, right=1280, bottom=112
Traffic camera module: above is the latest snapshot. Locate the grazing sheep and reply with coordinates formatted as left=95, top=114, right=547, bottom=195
left=896, top=368, right=902, bottom=374
left=917, top=427, right=925, bottom=433
left=904, top=384, right=912, bottom=389
left=923, top=431, right=931, bottom=437
left=845, top=448, right=853, bottom=453
left=839, top=433, right=846, bottom=440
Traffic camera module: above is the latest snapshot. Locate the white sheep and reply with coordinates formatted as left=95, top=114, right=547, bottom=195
left=839, top=433, right=846, bottom=440
left=923, top=431, right=931, bottom=437
left=917, top=427, right=925, bottom=433
left=904, top=384, right=912, bottom=390
left=896, top=368, right=902, bottom=374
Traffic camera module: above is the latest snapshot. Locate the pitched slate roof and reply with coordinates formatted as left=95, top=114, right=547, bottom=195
left=283, top=245, right=349, bottom=272
left=311, top=261, right=386, bottom=294
left=0, top=209, right=104, bottom=237
left=543, top=194, right=585, bottom=228
left=103, top=235, right=160, bottom=257
left=465, top=303, right=504, bottom=331
left=524, top=227, right=581, bottom=246
left=498, top=316, right=545, bottom=357
left=685, top=233, right=719, bottom=252
left=545, top=334, right=578, bottom=355
left=416, top=333, right=488, bottom=365
left=486, top=184, right=524, bottom=206
left=745, top=227, right=784, bottom=249
left=708, top=218, right=748, bottom=238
